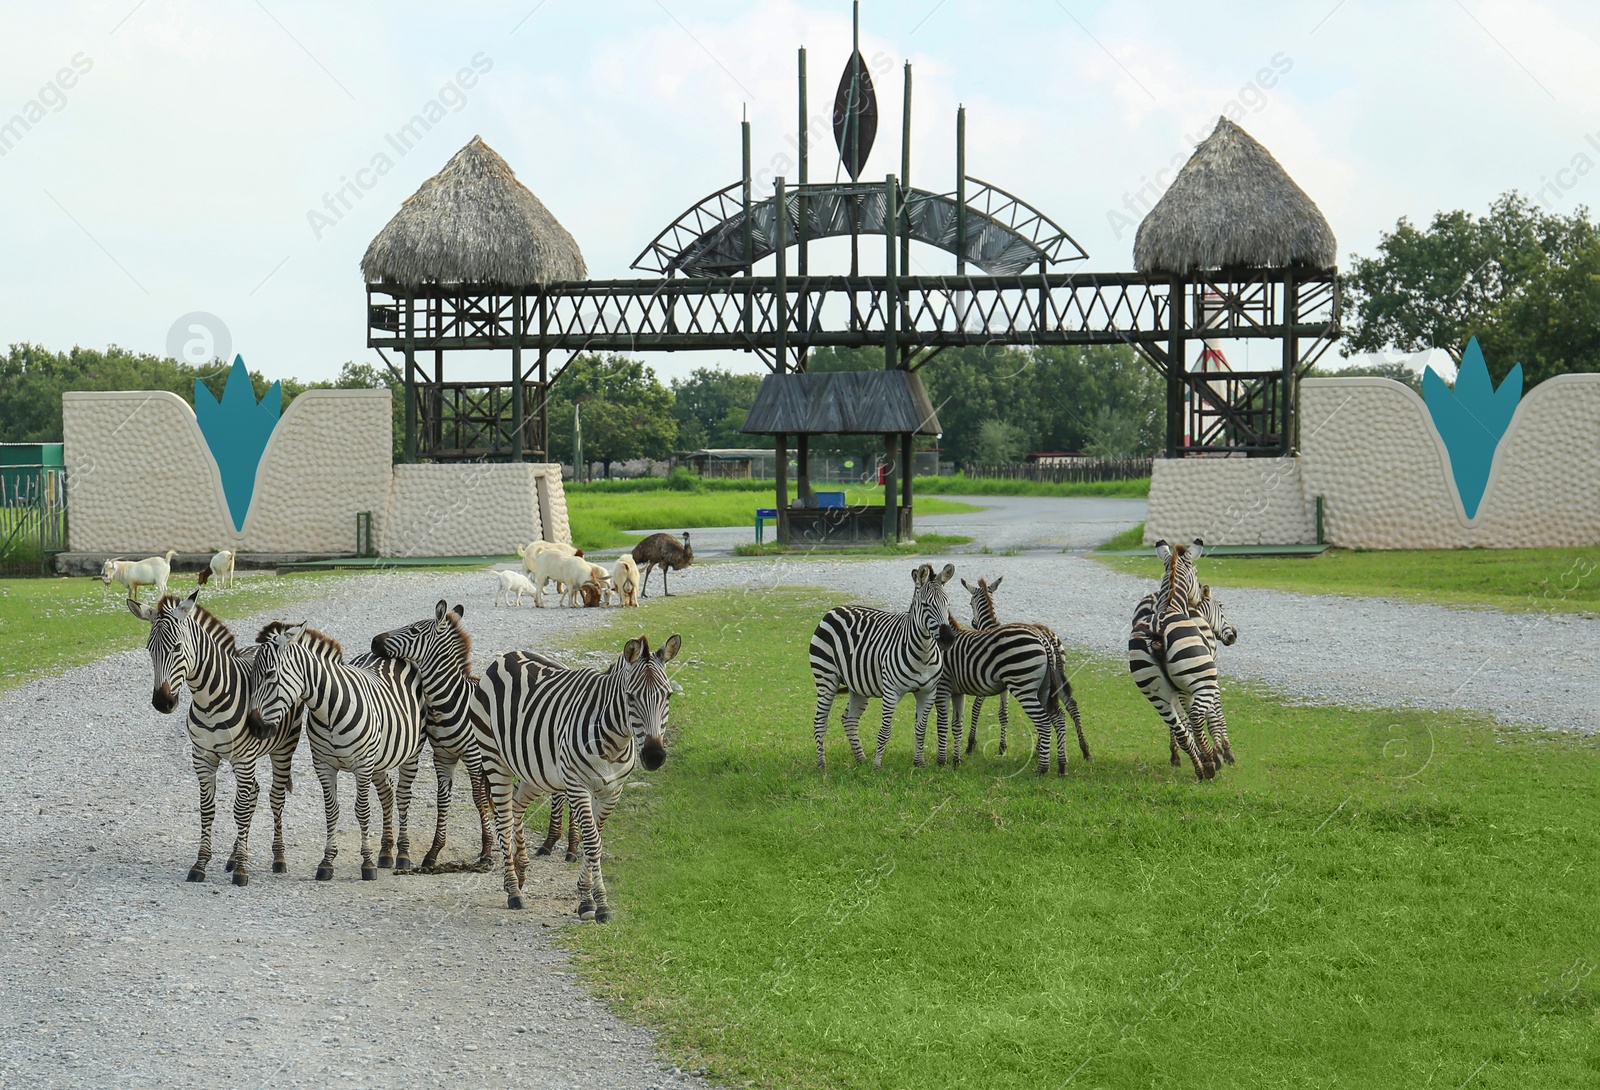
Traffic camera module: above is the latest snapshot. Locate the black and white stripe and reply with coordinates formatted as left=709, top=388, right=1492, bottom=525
left=248, top=628, right=427, bottom=880
left=130, top=592, right=301, bottom=887
left=809, top=562, right=956, bottom=770
left=370, top=601, right=496, bottom=869
left=934, top=621, right=1086, bottom=774
left=471, top=635, right=681, bottom=920
left=958, top=576, right=1088, bottom=765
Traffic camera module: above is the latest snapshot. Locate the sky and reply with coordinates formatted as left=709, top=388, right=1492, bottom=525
left=3, top=0, right=1600, bottom=387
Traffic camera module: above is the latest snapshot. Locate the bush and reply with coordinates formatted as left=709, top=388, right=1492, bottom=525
left=666, top=467, right=701, bottom=492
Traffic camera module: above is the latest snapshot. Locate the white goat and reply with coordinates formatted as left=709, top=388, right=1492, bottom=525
left=532, top=549, right=598, bottom=607
left=515, top=539, right=579, bottom=576
left=494, top=569, right=539, bottom=607
left=208, top=549, right=235, bottom=589
left=612, top=555, right=640, bottom=607
left=100, top=550, right=176, bottom=601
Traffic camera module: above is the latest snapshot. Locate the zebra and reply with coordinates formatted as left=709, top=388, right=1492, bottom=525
left=1131, top=584, right=1238, bottom=769
left=809, top=562, right=956, bottom=770
left=933, top=620, right=1086, bottom=774
left=369, top=601, right=497, bottom=870
left=471, top=635, right=681, bottom=920
left=958, top=576, right=1088, bottom=764
left=1127, top=542, right=1230, bottom=780
left=247, top=626, right=427, bottom=880
left=128, top=591, right=301, bottom=886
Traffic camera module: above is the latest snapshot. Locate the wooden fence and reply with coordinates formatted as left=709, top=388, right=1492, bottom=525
left=962, top=457, right=1152, bottom=483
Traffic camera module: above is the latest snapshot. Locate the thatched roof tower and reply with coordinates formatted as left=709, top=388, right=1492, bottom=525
left=1133, top=118, right=1335, bottom=276
left=361, top=136, right=587, bottom=287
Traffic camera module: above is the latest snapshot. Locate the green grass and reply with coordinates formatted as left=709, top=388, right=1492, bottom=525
left=1097, top=521, right=1148, bottom=551
left=1098, top=541, right=1600, bottom=614
left=732, top=533, right=974, bottom=557
left=560, top=588, right=1600, bottom=1090
left=915, top=472, right=1151, bottom=498
left=0, top=570, right=347, bottom=692
left=565, top=485, right=982, bottom=551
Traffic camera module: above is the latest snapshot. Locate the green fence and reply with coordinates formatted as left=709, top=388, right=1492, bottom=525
left=0, top=466, right=68, bottom=577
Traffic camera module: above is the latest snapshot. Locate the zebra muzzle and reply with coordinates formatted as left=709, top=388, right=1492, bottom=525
left=640, top=737, right=667, bottom=771
left=244, top=707, right=272, bottom=739
left=152, top=684, right=177, bottom=714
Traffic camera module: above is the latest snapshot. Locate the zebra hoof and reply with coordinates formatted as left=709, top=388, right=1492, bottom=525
left=186, top=867, right=205, bottom=883
left=394, top=856, right=412, bottom=873
left=377, top=854, right=394, bottom=870
left=564, top=851, right=579, bottom=864
left=271, top=860, right=287, bottom=874
left=315, top=866, right=334, bottom=882
left=595, top=907, right=613, bottom=924
left=577, top=901, right=595, bottom=921
left=998, top=744, right=1008, bottom=756
left=534, top=846, right=552, bottom=857
left=360, top=866, right=377, bottom=881
left=508, top=893, right=524, bottom=910
left=223, top=859, right=235, bottom=873
left=421, top=854, right=440, bottom=869
left=475, top=854, right=493, bottom=869
left=232, top=870, right=249, bottom=888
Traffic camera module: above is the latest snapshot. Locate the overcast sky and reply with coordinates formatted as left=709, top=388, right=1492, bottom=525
left=3, top=0, right=1598, bottom=386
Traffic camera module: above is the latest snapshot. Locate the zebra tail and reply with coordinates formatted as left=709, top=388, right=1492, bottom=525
left=1040, top=648, right=1063, bottom=718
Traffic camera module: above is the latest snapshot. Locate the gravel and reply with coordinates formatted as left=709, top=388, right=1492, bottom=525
left=4, top=528, right=1593, bottom=1088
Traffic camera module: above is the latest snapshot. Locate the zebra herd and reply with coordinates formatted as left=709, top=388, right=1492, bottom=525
left=127, top=592, right=681, bottom=921
left=809, top=544, right=1238, bottom=781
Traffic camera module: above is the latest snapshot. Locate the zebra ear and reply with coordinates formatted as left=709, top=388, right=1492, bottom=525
left=435, top=599, right=449, bottom=621
left=450, top=603, right=465, bottom=619
left=1155, top=541, right=1171, bottom=562
left=1201, top=586, right=1212, bottom=600
left=623, top=637, right=646, bottom=664
left=178, top=590, right=199, bottom=614
left=127, top=598, right=157, bottom=622
left=938, top=563, right=955, bottom=584
left=1191, top=538, right=1205, bottom=559
left=656, top=634, right=682, bottom=663
left=960, top=578, right=976, bottom=594
left=990, top=574, right=1003, bottom=591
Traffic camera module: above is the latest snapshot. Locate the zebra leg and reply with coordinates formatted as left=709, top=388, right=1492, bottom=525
left=373, top=769, right=395, bottom=871
left=486, top=766, right=524, bottom=908
left=934, top=690, right=951, bottom=767
left=1195, top=691, right=1235, bottom=767
left=966, top=696, right=983, bottom=756
left=1170, top=734, right=1182, bottom=766
left=1068, top=694, right=1090, bottom=762
left=1179, top=693, right=1220, bottom=777
left=998, top=694, right=1010, bottom=757
left=227, top=760, right=260, bottom=887
left=422, top=752, right=456, bottom=869
left=840, top=693, right=870, bottom=765
left=269, top=748, right=292, bottom=874
left=1167, top=703, right=1214, bottom=781
left=877, top=689, right=903, bottom=770
left=589, top=790, right=623, bottom=922
left=357, top=766, right=380, bottom=880
left=313, top=760, right=340, bottom=881
left=464, top=743, right=496, bottom=867
left=536, top=792, right=564, bottom=856
left=188, top=749, right=220, bottom=882
left=812, top=685, right=838, bottom=769
left=394, top=754, right=418, bottom=871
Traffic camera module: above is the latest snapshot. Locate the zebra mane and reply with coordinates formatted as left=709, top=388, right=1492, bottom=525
left=254, top=620, right=298, bottom=644
left=440, top=609, right=477, bottom=680
left=155, top=596, right=237, bottom=654
left=296, top=627, right=344, bottom=657
left=1161, top=544, right=1190, bottom=622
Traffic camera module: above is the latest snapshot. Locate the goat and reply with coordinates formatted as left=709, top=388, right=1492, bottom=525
left=208, top=548, right=235, bottom=589
left=532, top=549, right=598, bottom=607
left=584, top=562, right=614, bottom=605
left=631, top=531, right=692, bottom=597
left=494, top=569, right=539, bottom=607
left=100, top=550, right=176, bottom=601
left=612, top=555, right=640, bottom=607
left=515, top=540, right=581, bottom=576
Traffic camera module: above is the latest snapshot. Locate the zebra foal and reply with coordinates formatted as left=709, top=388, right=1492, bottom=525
left=934, top=620, right=1086, bottom=774
left=471, top=634, right=681, bottom=920
left=1130, top=585, right=1238, bottom=770
left=370, top=601, right=497, bottom=869
left=129, top=591, right=301, bottom=886
left=248, top=627, right=427, bottom=880
left=809, top=562, right=956, bottom=770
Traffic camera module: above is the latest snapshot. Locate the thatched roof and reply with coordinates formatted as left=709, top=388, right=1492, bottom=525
left=742, top=371, right=942, bottom=435
left=1133, top=118, right=1335, bottom=275
left=361, top=136, right=586, bottom=287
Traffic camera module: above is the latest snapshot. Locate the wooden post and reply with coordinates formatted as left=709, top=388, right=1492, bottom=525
left=510, top=296, right=524, bottom=462
left=797, top=434, right=812, bottom=507
left=900, top=431, right=914, bottom=539
left=775, top=176, right=789, bottom=543
left=1166, top=276, right=1185, bottom=458
left=403, top=291, right=417, bottom=463
left=1282, top=267, right=1299, bottom=455
left=884, top=175, right=899, bottom=542
left=797, top=47, right=810, bottom=370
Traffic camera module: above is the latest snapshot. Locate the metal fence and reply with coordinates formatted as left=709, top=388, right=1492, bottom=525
left=0, top=466, right=68, bottom=577
left=961, top=457, right=1153, bottom=483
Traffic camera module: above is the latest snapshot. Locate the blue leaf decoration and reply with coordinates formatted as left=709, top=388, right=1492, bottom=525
left=1422, top=337, right=1521, bottom=520
left=194, top=356, right=280, bottom=532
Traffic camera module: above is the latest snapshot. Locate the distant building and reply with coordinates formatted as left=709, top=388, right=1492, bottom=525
left=687, top=448, right=778, bottom=479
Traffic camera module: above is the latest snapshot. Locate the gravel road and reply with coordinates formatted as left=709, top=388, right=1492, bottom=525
left=4, top=509, right=1593, bottom=1088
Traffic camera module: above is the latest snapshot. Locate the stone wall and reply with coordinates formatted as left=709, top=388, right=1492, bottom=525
left=1145, top=375, right=1600, bottom=549
left=63, top=389, right=570, bottom=557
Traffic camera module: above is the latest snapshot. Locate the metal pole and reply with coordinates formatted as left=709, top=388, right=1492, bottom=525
left=955, top=106, right=966, bottom=274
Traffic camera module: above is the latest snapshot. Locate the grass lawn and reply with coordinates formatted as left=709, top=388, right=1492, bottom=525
left=917, top=473, right=1150, bottom=499
left=1096, top=525, right=1600, bottom=614
left=561, top=587, right=1600, bottom=1090
left=0, top=570, right=346, bottom=693
left=565, top=484, right=981, bottom=551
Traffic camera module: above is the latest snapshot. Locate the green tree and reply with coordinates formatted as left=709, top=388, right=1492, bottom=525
left=546, top=354, right=677, bottom=478
left=1307, top=360, right=1424, bottom=394
left=972, top=418, right=1026, bottom=464
left=1344, top=192, right=1598, bottom=376
left=1475, top=235, right=1600, bottom=385
left=670, top=366, right=769, bottom=451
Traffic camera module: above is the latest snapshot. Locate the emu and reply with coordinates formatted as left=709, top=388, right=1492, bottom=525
left=632, top=531, right=692, bottom=597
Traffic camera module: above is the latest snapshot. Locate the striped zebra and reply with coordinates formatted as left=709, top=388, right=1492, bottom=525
left=247, top=627, right=427, bottom=880
left=129, top=592, right=301, bottom=887
left=934, top=620, right=1086, bottom=774
left=471, top=635, right=681, bottom=919
left=1127, top=542, right=1231, bottom=780
left=809, top=562, right=956, bottom=770
left=370, top=601, right=496, bottom=869
left=958, top=576, right=1088, bottom=764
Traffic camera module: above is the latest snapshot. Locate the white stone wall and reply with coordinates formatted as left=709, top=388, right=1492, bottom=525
left=64, top=388, right=570, bottom=557
left=1145, top=375, right=1600, bottom=549
left=1145, top=456, right=1313, bottom=546
left=381, top=463, right=567, bottom=557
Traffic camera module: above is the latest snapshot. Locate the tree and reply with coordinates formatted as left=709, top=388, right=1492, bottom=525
left=1344, top=192, right=1598, bottom=377
left=1475, top=235, right=1600, bottom=385
left=972, top=418, right=1026, bottom=464
left=670, top=366, right=768, bottom=451
left=546, top=354, right=676, bottom=478
left=1307, top=360, right=1424, bottom=394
